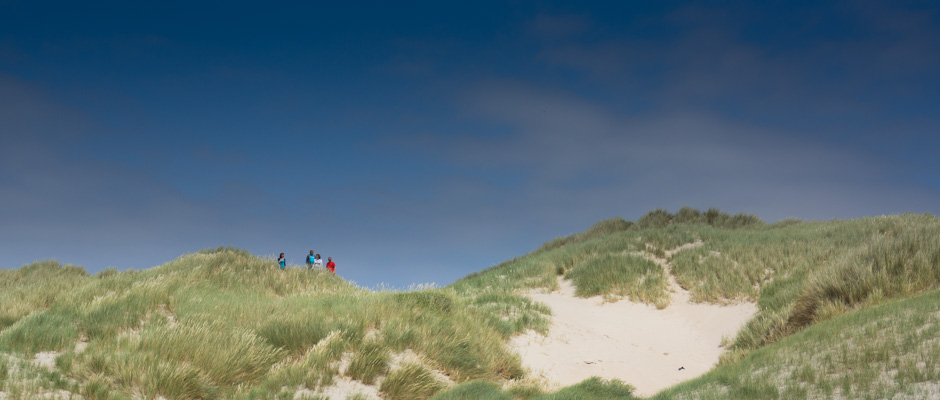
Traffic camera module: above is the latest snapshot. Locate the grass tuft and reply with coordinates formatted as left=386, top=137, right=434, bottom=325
left=380, top=363, right=447, bottom=400
left=537, top=377, right=637, bottom=400
left=256, top=316, right=332, bottom=357
left=565, top=253, right=668, bottom=306
left=430, top=380, right=512, bottom=400
left=139, top=320, right=286, bottom=386
left=345, top=341, right=389, bottom=385
left=0, top=308, right=80, bottom=352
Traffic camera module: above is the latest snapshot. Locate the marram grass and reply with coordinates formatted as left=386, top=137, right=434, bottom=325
left=380, top=363, right=447, bottom=400
left=650, top=288, right=940, bottom=400
left=0, top=249, right=539, bottom=398
left=1, top=208, right=938, bottom=399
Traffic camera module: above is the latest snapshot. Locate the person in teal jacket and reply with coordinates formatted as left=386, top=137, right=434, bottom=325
left=306, top=250, right=316, bottom=269
left=278, top=253, right=286, bottom=269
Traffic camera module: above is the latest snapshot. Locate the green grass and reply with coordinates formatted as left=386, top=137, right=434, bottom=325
left=537, top=377, right=637, bottom=400
left=379, top=363, right=447, bottom=400
left=0, top=308, right=80, bottom=353
left=537, top=217, right=634, bottom=252
left=456, top=210, right=940, bottom=364
left=0, top=260, right=88, bottom=331
left=430, top=381, right=512, bottom=400
left=564, top=253, right=669, bottom=307
left=651, top=288, right=940, bottom=399
left=0, top=352, right=81, bottom=398
left=0, top=249, right=539, bottom=399
left=345, top=341, right=389, bottom=385
left=1, top=208, right=938, bottom=399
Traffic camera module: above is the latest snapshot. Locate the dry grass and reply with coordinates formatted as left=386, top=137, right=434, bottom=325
left=0, top=249, right=541, bottom=399
left=2, top=209, right=938, bottom=400
left=652, top=289, right=940, bottom=400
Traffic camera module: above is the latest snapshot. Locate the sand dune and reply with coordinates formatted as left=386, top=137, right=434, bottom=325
left=511, top=243, right=757, bottom=396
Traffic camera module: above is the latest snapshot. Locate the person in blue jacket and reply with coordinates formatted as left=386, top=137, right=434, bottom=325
left=278, top=253, right=286, bottom=269
left=306, top=250, right=316, bottom=269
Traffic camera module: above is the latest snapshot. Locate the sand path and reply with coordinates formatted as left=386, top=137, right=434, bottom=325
left=510, top=242, right=757, bottom=396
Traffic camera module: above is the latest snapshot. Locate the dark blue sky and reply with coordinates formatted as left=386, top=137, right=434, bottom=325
left=2, top=1, right=939, bottom=287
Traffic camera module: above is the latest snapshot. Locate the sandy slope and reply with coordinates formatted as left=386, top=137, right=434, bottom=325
left=510, top=242, right=757, bottom=397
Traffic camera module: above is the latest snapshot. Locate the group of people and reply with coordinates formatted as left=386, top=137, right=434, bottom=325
left=276, top=251, right=336, bottom=274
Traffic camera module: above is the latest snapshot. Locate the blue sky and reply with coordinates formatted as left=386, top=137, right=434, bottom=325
left=2, top=1, right=939, bottom=287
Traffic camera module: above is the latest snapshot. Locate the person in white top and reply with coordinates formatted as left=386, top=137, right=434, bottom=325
left=314, top=253, right=324, bottom=268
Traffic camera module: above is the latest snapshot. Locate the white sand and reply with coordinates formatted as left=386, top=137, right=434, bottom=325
left=510, top=243, right=757, bottom=397
left=32, top=351, right=58, bottom=371
left=301, top=376, right=381, bottom=400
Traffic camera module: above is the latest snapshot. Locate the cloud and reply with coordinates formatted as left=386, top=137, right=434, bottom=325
left=534, top=3, right=940, bottom=123
left=399, top=81, right=940, bottom=226
left=3, top=3, right=937, bottom=288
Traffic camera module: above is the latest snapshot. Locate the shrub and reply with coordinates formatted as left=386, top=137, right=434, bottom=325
left=634, top=209, right=674, bottom=229
left=633, top=207, right=764, bottom=230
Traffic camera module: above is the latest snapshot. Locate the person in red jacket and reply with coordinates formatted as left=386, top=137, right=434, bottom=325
left=326, top=257, right=336, bottom=274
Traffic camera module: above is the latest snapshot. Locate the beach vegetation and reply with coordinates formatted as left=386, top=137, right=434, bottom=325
left=0, top=208, right=937, bottom=399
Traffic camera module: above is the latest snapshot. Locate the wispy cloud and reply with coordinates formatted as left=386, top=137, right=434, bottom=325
left=398, top=80, right=940, bottom=224
left=2, top=2, right=938, bottom=288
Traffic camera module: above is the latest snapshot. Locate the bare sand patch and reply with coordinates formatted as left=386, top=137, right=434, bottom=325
left=302, top=376, right=381, bottom=400
left=511, top=242, right=756, bottom=397
left=32, top=351, right=58, bottom=371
